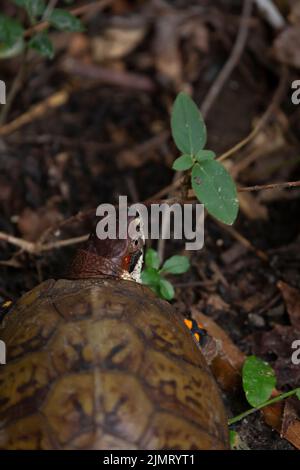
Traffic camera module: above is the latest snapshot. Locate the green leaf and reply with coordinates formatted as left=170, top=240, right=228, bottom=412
left=191, top=160, right=239, bottom=225
left=145, top=248, right=160, bottom=270
left=13, top=0, right=46, bottom=18
left=27, top=0, right=46, bottom=18
left=49, top=9, right=84, bottom=31
left=296, top=389, right=300, bottom=400
left=172, top=154, right=194, bottom=171
left=141, top=268, right=161, bottom=287
left=13, top=0, right=26, bottom=5
left=0, top=37, right=24, bottom=59
left=196, top=149, right=216, bottom=162
left=29, top=32, right=54, bottom=58
left=161, top=255, right=190, bottom=275
left=171, top=92, right=207, bottom=155
left=159, top=279, right=175, bottom=300
left=0, top=15, right=24, bottom=48
left=149, top=285, right=160, bottom=296
left=242, top=356, right=276, bottom=408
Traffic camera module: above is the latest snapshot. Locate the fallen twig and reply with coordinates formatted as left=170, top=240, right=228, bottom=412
left=255, top=0, right=285, bottom=30
left=201, top=0, right=253, bottom=118
left=238, top=180, right=300, bottom=192
left=0, top=231, right=88, bottom=255
left=0, top=88, right=71, bottom=137
left=0, top=232, right=36, bottom=254
left=0, top=68, right=154, bottom=138
left=212, top=220, right=269, bottom=262
left=62, top=58, right=155, bottom=92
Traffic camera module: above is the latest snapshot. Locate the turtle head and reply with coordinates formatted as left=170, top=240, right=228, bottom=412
left=68, top=214, right=145, bottom=282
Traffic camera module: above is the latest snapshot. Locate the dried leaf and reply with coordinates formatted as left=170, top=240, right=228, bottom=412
left=91, top=26, right=146, bottom=62
left=278, top=397, right=300, bottom=450
left=281, top=399, right=300, bottom=437
left=191, top=308, right=245, bottom=391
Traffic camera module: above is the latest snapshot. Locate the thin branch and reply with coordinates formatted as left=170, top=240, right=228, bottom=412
left=238, top=180, right=300, bottom=192
left=255, top=0, right=285, bottom=30
left=185, top=180, right=300, bottom=200
left=0, top=232, right=36, bottom=254
left=62, top=58, right=155, bottom=92
left=217, top=66, right=288, bottom=162
left=212, top=220, right=269, bottom=262
left=40, top=235, right=88, bottom=252
left=0, top=232, right=88, bottom=256
left=0, top=88, right=71, bottom=137
left=201, top=0, right=253, bottom=118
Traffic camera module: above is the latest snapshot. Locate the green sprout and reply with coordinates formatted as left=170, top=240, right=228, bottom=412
left=141, top=248, right=190, bottom=301
left=229, top=355, right=300, bottom=426
left=0, top=1, right=84, bottom=60
left=171, top=92, right=239, bottom=225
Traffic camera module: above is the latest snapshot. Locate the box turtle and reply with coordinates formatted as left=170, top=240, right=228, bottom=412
left=0, top=217, right=229, bottom=450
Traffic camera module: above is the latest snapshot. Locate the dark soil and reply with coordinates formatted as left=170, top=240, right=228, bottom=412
left=0, top=0, right=300, bottom=450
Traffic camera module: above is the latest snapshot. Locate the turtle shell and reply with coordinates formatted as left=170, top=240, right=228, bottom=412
left=0, top=277, right=229, bottom=450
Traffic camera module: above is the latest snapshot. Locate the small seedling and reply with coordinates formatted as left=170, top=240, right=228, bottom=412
left=141, top=248, right=190, bottom=301
left=171, top=92, right=239, bottom=225
left=142, top=92, right=239, bottom=299
left=0, top=1, right=84, bottom=59
left=229, top=355, right=300, bottom=425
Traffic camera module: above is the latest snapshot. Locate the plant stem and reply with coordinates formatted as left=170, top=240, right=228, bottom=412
left=42, top=0, right=58, bottom=21
left=228, top=388, right=300, bottom=426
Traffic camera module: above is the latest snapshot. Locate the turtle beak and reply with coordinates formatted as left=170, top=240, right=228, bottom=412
left=129, top=249, right=143, bottom=283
